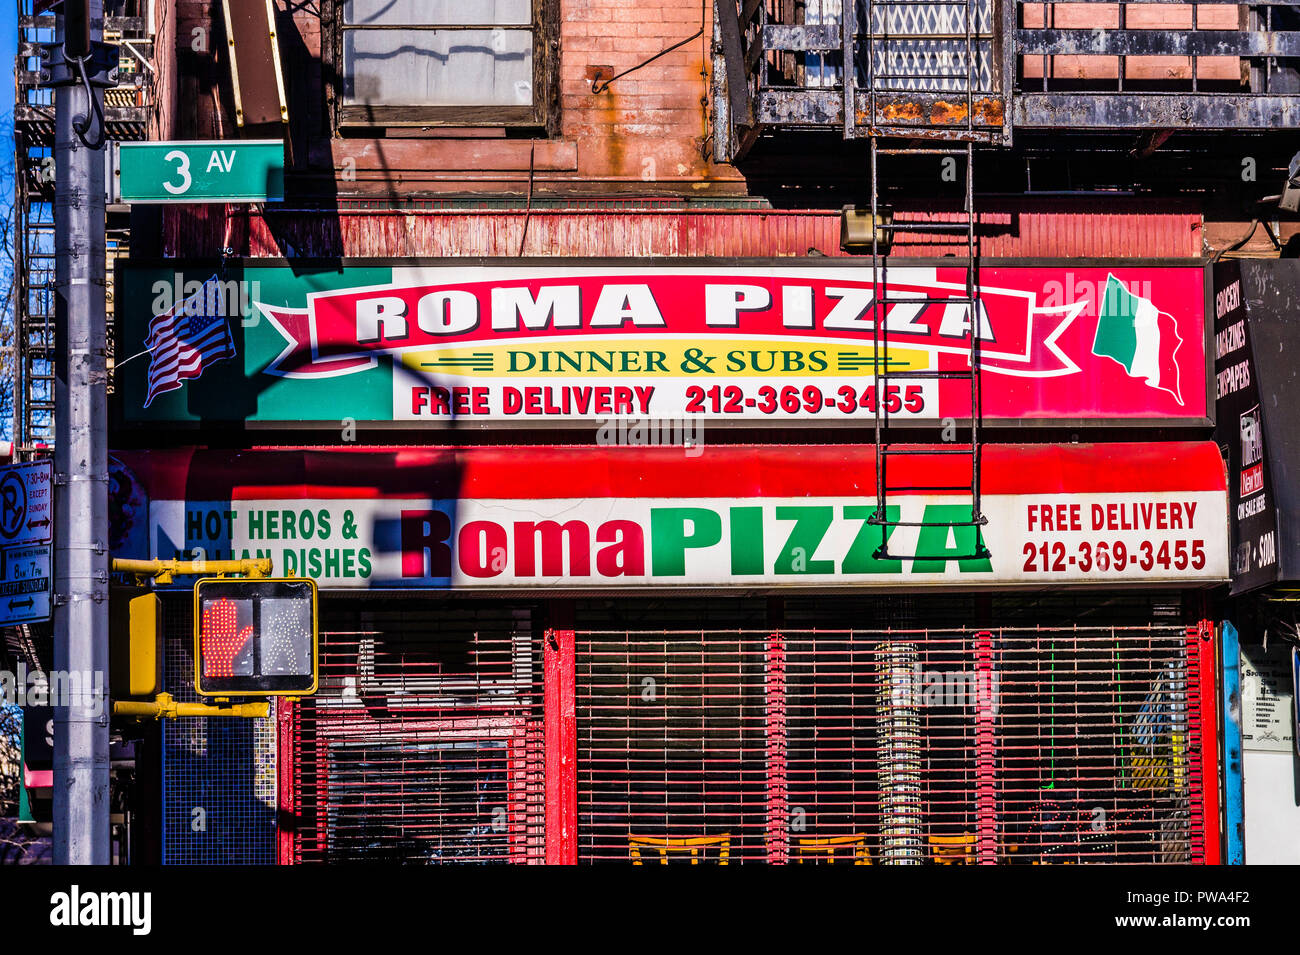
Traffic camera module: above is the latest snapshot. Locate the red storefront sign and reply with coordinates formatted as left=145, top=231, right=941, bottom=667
left=117, top=261, right=1210, bottom=426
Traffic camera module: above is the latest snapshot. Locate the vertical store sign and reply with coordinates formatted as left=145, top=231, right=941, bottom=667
left=1213, top=261, right=1278, bottom=594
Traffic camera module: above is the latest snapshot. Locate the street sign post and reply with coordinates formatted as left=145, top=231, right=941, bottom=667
left=0, top=460, right=52, bottom=547
left=112, top=139, right=285, bottom=204
left=0, top=544, right=52, bottom=626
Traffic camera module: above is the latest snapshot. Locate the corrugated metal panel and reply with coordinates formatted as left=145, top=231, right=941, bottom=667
left=162, top=201, right=1203, bottom=260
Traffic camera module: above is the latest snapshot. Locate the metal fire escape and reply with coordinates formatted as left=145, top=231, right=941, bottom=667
left=14, top=1, right=57, bottom=448
left=715, top=0, right=1300, bottom=560
left=863, top=0, right=993, bottom=562
left=716, top=1, right=1300, bottom=149
left=14, top=1, right=154, bottom=448
left=719, top=0, right=999, bottom=560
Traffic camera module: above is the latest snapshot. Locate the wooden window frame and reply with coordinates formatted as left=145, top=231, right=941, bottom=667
left=324, top=0, right=557, bottom=132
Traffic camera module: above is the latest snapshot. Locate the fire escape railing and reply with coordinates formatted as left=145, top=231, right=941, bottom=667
left=725, top=0, right=1010, bottom=143
left=1014, top=0, right=1300, bottom=128
left=716, top=0, right=1300, bottom=156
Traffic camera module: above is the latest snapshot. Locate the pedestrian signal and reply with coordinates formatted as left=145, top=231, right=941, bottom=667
left=193, top=577, right=317, bottom=696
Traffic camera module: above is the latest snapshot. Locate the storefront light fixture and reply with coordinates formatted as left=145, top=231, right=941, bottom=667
left=840, top=205, right=893, bottom=254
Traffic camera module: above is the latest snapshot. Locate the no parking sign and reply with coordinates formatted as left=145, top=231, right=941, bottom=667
left=0, top=460, right=52, bottom=547
left=0, top=461, right=53, bottom=626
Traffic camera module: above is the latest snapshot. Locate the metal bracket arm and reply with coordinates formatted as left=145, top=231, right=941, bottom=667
left=110, top=557, right=272, bottom=585
left=39, top=41, right=120, bottom=88
left=112, top=692, right=270, bottom=720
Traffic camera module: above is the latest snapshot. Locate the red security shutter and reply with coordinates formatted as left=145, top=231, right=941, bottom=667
left=283, top=611, right=1213, bottom=864
left=574, top=625, right=1208, bottom=864
left=284, top=603, right=546, bottom=863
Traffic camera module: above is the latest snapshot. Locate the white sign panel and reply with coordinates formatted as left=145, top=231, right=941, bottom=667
left=1241, top=643, right=1295, bottom=753
left=146, top=490, right=1229, bottom=591
left=0, top=460, right=53, bottom=546
left=0, top=544, right=52, bottom=625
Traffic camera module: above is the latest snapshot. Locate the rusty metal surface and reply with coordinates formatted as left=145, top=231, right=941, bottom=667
left=868, top=94, right=1006, bottom=128
left=1014, top=93, right=1300, bottom=129
left=760, top=84, right=1300, bottom=133
left=1019, top=29, right=1300, bottom=58
left=161, top=202, right=1203, bottom=260
left=757, top=88, right=1007, bottom=131
left=721, top=0, right=1300, bottom=152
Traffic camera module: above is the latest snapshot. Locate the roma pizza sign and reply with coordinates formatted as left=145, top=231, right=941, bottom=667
left=116, top=260, right=1211, bottom=427
left=110, top=444, right=1229, bottom=591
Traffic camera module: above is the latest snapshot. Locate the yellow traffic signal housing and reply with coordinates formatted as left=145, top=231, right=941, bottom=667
left=110, top=587, right=162, bottom=699
left=193, top=577, right=318, bottom=697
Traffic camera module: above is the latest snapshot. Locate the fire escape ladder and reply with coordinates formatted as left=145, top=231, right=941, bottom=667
left=859, top=0, right=989, bottom=563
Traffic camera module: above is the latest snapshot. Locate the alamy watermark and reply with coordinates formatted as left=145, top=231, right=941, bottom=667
left=150, top=274, right=263, bottom=327
left=886, top=663, right=1000, bottom=712
left=1, top=664, right=106, bottom=717
left=50, top=886, right=151, bottom=935
left=1040, top=271, right=1152, bottom=319
left=596, top=417, right=704, bottom=457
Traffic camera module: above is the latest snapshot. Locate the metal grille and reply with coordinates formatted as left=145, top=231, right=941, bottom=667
left=576, top=626, right=1202, bottom=864
left=861, top=0, right=995, bottom=92
left=578, top=632, right=769, bottom=864
left=161, top=597, right=278, bottom=865
left=794, top=0, right=996, bottom=93
left=288, top=604, right=546, bottom=863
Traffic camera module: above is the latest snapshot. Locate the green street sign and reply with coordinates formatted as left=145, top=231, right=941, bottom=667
left=113, top=139, right=284, bottom=204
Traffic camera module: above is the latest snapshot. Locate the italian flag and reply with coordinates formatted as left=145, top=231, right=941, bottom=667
left=1092, top=274, right=1184, bottom=407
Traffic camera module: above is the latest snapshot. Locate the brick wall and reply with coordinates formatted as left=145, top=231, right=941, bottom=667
left=156, top=0, right=1290, bottom=258
left=559, top=0, right=730, bottom=186
left=168, top=0, right=742, bottom=197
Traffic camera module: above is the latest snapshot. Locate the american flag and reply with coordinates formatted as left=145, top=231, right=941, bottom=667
left=143, top=275, right=237, bottom=408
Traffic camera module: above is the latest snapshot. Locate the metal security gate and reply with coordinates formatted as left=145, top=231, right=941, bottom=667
left=284, top=605, right=546, bottom=863
left=283, top=610, right=1214, bottom=864
left=575, top=626, right=1210, bottom=864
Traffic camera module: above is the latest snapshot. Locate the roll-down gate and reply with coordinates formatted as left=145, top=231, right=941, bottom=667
left=284, top=623, right=1215, bottom=864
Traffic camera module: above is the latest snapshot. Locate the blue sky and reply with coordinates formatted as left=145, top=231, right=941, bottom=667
left=2, top=8, right=15, bottom=445
left=1, top=8, right=13, bottom=131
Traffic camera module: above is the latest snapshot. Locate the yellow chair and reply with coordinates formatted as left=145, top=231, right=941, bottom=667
left=929, top=834, right=976, bottom=865
left=794, top=835, right=873, bottom=864
left=629, top=834, right=731, bottom=864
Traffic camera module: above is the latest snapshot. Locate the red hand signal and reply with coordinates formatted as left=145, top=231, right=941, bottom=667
left=202, top=597, right=253, bottom=677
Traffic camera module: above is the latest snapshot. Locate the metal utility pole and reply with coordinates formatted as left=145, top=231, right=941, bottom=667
left=52, top=0, right=111, bottom=865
